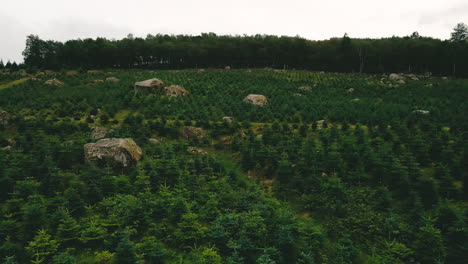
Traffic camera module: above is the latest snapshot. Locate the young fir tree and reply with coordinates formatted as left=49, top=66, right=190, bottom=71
left=26, top=229, right=60, bottom=264
left=114, top=232, right=137, bottom=264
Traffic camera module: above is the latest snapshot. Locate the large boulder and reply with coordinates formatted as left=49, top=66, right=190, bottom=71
left=84, top=138, right=142, bottom=167
left=164, top=85, right=189, bottom=97
left=44, top=79, right=64, bottom=87
left=0, top=110, right=12, bottom=127
left=91, top=127, right=113, bottom=140
left=389, top=74, right=406, bottom=82
left=134, top=78, right=165, bottom=95
left=243, top=94, right=268, bottom=107
left=181, top=126, right=207, bottom=141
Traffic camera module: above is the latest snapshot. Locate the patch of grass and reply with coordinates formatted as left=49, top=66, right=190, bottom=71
left=66, top=70, right=79, bottom=76
left=87, top=70, right=103, bottom=74
left=113, top=109, right=131, bottom=122
left=0, top=78, right=30, bottom=90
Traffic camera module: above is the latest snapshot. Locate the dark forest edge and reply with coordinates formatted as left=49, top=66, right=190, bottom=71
left=0, top=22, right=467, bottom=76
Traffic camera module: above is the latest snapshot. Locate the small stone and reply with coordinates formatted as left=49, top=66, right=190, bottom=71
left=187, top=147, right=208, bottom=155
left=106, top=77, right=120, bottom=82
left=223, top=116, right=234, bottom=124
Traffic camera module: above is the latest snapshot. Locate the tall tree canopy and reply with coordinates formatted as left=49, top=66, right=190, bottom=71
left=20, top=24, right=468, bottom=77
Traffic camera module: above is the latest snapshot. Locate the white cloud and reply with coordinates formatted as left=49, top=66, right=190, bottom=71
left=1, top=0, right=466, bottom=63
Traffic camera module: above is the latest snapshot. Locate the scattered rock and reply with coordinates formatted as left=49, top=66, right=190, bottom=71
left=317, top=120, right=325, bottom=126
left=351, top=98, right=360, bottom=102
left=243, top=94, right=268, bottom=107
left=441, top=77, right=448, bottom=80
left=397, top=79, right=406, bottom=85
left=346, top=88, right=355, bottom=94
left=389, top=73, right=406, bottom=82
left=84, top=138, right=142, bottom=167
left=93, top=79, right=104, bottom=84
left=91, top=127, right=113, bottom=140
left=197, top=69, right=205, bottom=73
left=0, top=110, right=12, bottom=127
left=425, top=83, right=433, bottom=87
left=237, top=132, right=247, bottom=138
left=44, top=79, right=64, bottom=87
left=223, top=116, right=234, bottom=124
left=298, top=86, right=312, bottom=92
left=2, top=146, right=12, bottom=152
left=187, top=147, right=208, bottom=155
left=106, top=77, right=120, bottom=82
left=181, top=126, right=207, bottom=141
left=164, top=85, right=189, bottom=97
left=413, top=110, right=430, bottom=115
left=148, top=138, right=164, bottom=145
left=246, top=69, right=252, bottom=73
left=293, top=93, right=303, bottom=97
left=224, top=66, right=231, bottom=70
left=134, top=78, right=165, bottom=95
left=219, top=136, right=232, bottom=145
left=407, top=74, right=419, bottom=81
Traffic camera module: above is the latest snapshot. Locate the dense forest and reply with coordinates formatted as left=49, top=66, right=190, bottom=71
left=10, top=23, right=468, bottom=77
left=0, top=68, right=467, bottom=263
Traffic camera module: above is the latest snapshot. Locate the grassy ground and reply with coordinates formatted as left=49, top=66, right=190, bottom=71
left=0, top=77, right=30, bottom=90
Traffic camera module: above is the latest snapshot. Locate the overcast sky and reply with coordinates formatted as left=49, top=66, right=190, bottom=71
left=1, top=0, right=467, bottom=63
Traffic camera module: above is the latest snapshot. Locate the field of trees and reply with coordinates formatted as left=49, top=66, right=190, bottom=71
left=0, top=68, right=466, bottom=263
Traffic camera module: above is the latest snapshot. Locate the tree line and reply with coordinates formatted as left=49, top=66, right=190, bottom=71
left=17, top=23, right=468, bottom=76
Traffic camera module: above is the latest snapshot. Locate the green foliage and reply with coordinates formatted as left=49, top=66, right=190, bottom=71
left=26, top=229, right=60, bottom=264
left=20, top=32, right=468, bottom=77
left=0, top=69, right=466, bottom=263
left=114, top=233, right=137, bottom=264
left=451, top=23, right=468, bottom=42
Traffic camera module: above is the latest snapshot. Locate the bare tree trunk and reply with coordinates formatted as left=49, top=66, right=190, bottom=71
left=358, top=47, right=365, bottom=74
left=453, top=63, right=456, bottom=76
